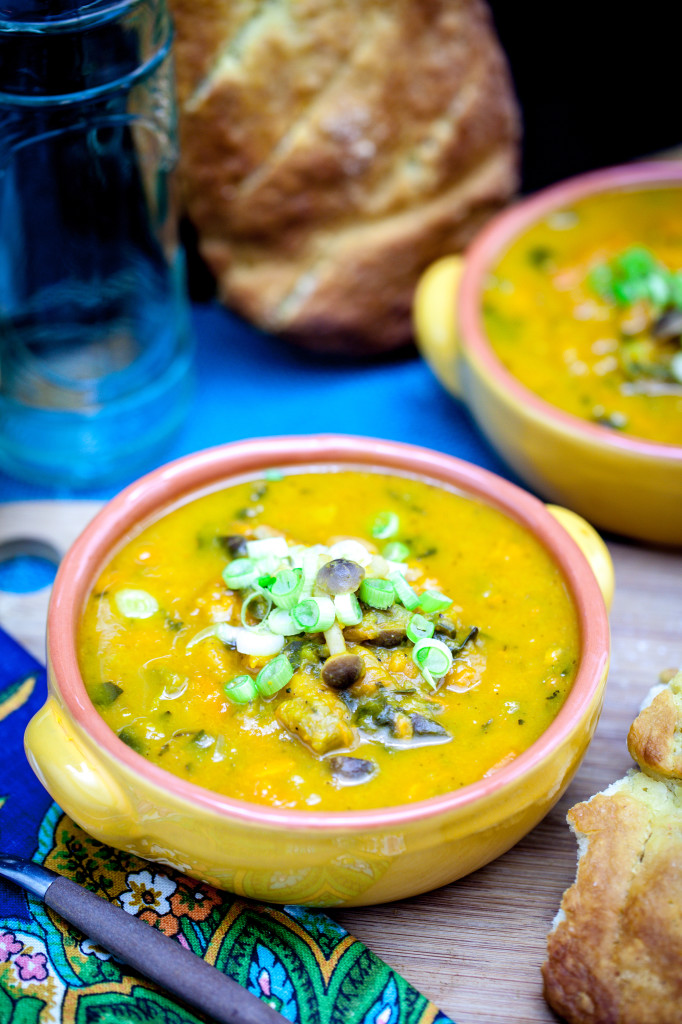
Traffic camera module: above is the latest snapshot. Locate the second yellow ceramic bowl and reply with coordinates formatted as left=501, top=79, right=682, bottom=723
left=25, top=436, right=611, bottom=907
left=414, top=162, right=682, bottom=546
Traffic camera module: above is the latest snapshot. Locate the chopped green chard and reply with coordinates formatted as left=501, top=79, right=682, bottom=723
left=527, top=245, right=555, bottom=269
left=282, top=639, right=325, bottom=672
left=344, top=686, right=450, bottom=747
left=191, top=730, right=215, bottom=749
left=91, top=681, right=123, bottom=706
left=117, top=727, right=145, bottom=754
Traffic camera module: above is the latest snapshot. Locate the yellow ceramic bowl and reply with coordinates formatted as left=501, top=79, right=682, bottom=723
left=414, top=162, right=682, bottom=546
left=25, top=436, right=612, bottom=907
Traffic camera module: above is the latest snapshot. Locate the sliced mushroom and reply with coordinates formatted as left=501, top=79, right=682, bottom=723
left=322, top=653, right=365, bottom=690
left=219, top=534, right=248, bottom=557
left=316, top=558, right=365, bottom=595
left=410, top=714, right=450, bottom=738
left=328, top=755, right=377, bottom=785
left=653, top=309, right=682, bottom=341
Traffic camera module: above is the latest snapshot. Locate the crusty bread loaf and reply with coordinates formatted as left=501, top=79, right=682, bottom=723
left=627, top=670, right=682, bottom=781
left=169, top=0, right=520, bottom=353
left=542, top=671, right=682, bottom=1024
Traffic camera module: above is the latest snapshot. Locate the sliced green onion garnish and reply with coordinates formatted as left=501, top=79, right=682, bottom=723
left=617, top=246, right=657, bottom=279
left=246, top=537, right=289, bottom=560
left=235, top=630, right=284, bottom=656
left=412, top=637, right=453, bottom=688
left=588, top=262, right=613, bottom=299
left=369, top=554, right=390, bottom=578
left=324, top=623, right=347, bottom=656
left=187, top=622, right=240, bottom=649
left=224, top=675, right=258, bottom=704
left=293, top=596, right=336, bottom=632
left=114, top=588, right=159, bottom=619
left=327, top=539, right=373, bottom=567
left=292, top=596, right=336, bottom=632
left=267, top=608, right=300, bottom=635
left=333, top=592, right=363, bottom=626
left=371, top=511, right=399, bottom=539
left=382, top=540, right=410, bottom=562
left=588, top=246, right=682, bottom=312
left=222, top=558, right=258, bottom=590
left=241, top=589, right=273, bottom=631
left=358, top=578, right=395, bottom=610
left=389, top=571, right=420, bottom=610
left=256, top=655, right=294, bottom=697
left=646, top=271, right=670, bottom=306
left=300, top=548, right=322, bottom=596
left=418, top=589, right=452, bottom=613
left=269, top=568, right=303, bottom=609
left=251, top=553, right=282, bottom=577
left=258, top=574, right=277, bottom=589
left=407, top=613, right=435, bottom=643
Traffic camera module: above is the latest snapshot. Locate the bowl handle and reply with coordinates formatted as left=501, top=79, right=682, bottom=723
left=545, top=505, right=614, bottom=610
left=413, top=255, right=464, bottom=397
left=25, top=699, right=138, bottom=840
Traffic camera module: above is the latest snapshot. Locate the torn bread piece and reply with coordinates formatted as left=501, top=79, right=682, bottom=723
left=543, top=670, right=682, bottom=1024
left=168, top=0, right=520, bottom=354
left=628, top=669, right=682, bottom=781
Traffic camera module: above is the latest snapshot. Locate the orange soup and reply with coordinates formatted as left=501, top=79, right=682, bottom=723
left=484, top=187, right=682, bottom=444
left=78, top=469, right=580, bottom=811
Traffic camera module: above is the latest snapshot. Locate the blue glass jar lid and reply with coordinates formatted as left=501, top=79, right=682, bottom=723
left=1, top=0, right=139, bottom=28
left=0, top=0, right=172, bottom=101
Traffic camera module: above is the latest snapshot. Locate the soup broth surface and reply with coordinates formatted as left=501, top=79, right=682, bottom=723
left=484, top=187, right=682, bottom=444
left=78, top=470, right=580, bottom=811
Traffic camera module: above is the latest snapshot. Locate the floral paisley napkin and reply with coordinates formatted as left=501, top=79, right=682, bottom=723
left=0, top=626, right=453, bottom=1024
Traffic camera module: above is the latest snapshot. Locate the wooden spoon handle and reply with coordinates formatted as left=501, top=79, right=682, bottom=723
left=46, top=875, right=285, bottom=1024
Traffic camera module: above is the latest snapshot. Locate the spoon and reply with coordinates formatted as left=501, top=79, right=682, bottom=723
left=0, top=854, right=286, bottom=1024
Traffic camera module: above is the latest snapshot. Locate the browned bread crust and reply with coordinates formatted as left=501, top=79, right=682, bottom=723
left=542, top=671, right=682, bottom=1024
left=168, top=0, right=520, bottom=353
left=627, top=672, right=682, bottom=780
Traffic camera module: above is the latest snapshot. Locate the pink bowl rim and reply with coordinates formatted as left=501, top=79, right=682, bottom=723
left=47, top=434, right=610, bottom=831
left=458, top=160, right=682, bottom=463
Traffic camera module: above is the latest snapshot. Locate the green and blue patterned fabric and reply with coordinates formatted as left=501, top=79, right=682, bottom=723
left=0, top=625, right=454, bottom=1024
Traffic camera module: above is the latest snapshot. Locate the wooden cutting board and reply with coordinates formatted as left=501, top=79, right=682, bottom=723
left=1, top=500, right=681, bottom=1024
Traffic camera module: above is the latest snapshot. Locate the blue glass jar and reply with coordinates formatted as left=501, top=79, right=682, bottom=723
left=0, top=0, right=193, bottom=487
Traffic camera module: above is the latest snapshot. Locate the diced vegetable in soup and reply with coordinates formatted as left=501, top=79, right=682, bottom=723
left=78, top=471, right=580, bottom=811
left=484, top=187, right=682, bottom=444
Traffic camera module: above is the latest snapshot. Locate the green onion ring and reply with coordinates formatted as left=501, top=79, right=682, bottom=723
left=292, top=596, right=336, bottom=632
left=382, top=540, right=410, bottom=562
left=407, top=613, right=435, bottom=643
left=412, top=637, right=453, bottom=687
left=358, top=578, right=395, bottom=610
left=256, top=655, right=294, bottom=698
left=222, top=558, right=258, bottom=591
left=389, top=572, right=420, bottom=610
left=224, top=675, right=258, bottom=704
left=371, top=511, right=399, bottom=539
left=418, top=589, right=453, bottom=613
